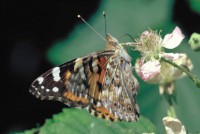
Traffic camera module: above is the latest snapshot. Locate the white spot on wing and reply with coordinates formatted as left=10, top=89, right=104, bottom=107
left=52, top=67, right=61, bottom=82
left=97, top=102, right=101, bottom=107
left=90, top=109, right=95, bottom=115
left=81, top=84, right=85, bottom=90
left=52, top=87, right=59, bottom=92
left=41, top=86, right=44, bottom=89
left=92, top=59, right=98, bottom=67
left=117, top=87, right=122, bottom=96
left=85, top=94, right=88, bottom=99
left=93, top=66, right=98, bottom=73
left=37, top=77, right=44, bottom=84
left=85, top=106, right=89, bottom=111
left=79, top=66, right=84, bottom=73
left=90, top=98, right=93, bottom=103
left=46, top=89, right=50, bottom=92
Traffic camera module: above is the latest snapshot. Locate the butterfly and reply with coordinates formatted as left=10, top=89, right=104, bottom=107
left=30, top=34, right=140, bottom=122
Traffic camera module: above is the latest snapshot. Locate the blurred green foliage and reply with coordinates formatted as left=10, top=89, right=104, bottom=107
left=189, top=0, right=200, bottom=14
left=22, top=0, right=200, bottom=133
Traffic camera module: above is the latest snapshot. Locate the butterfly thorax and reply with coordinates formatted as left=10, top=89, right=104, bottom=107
left=106, top=34, right=132, bottom=62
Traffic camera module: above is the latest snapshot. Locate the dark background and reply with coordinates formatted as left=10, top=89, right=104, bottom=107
left=1, top=0, right=200, bottom=133
left=1, top=1, right=100, bottom=133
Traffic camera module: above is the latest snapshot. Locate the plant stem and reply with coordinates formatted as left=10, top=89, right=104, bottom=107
left=167, top=105, right=177, bottom=118
left=161, top=57, right=200, bottom=88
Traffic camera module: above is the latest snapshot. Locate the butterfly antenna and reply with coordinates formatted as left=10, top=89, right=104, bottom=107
left=103, top=11, right=107, bottom=36
left=77, top=15, right=106, bottom=41
left=118, top=34, right=135, bottom=41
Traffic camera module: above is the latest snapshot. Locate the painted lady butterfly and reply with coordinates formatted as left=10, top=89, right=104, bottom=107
left=30, top=34, right=140, bottom=122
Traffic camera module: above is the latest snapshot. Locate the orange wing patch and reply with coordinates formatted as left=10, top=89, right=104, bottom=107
left=63, top=91, right=89, bottom=104
left=65, top=70, right=72, bottom=80
left=93, top=106, right=117, bottom=121
left=88, top=74, right=101, bottom=100
left=88, top=57, right=108, bottom=100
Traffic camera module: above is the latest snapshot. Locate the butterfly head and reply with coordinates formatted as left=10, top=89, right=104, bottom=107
left=106, top=34, right=131, bottom=62
left=106, top=34, right=120, bottom=50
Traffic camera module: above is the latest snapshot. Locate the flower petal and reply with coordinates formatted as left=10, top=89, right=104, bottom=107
left=162, top=26, right=185, bottom=49
left=163, top=117, right=186, bottom=134
left=159, top=53, right=180, bottom=60
left=136, top=59, right=161, bottom=82
left=140, top=31, right=150, bottom=39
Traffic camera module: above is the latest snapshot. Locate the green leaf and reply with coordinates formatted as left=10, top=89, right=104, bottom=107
left=188, top=0, right=200, bottom=14
left=22, top=108, right=157, bottom=134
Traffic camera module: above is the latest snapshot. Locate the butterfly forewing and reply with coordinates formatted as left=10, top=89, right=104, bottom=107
left=30, top=50, right=114, bottom=107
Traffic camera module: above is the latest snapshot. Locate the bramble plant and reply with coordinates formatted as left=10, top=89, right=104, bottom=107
left=122, top=27, right=200, bottom=133
left=130, top=27, right=194, bottom=94
left=123, top=27, right=200, bottom=93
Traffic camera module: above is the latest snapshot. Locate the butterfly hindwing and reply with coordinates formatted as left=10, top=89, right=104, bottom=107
left=89, top=55, right=140, bottom=121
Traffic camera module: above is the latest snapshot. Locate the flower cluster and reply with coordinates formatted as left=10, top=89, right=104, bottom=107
left=134, top=27, right=193, bottom=94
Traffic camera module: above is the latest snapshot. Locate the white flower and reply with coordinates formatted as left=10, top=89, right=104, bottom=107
left=134, top=26, right=193, bottom=94
left=135, top=53, right=193, bottom=84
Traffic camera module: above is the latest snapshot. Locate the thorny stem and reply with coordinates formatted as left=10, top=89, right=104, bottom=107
left=161, top=57, right=200, bottom=88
